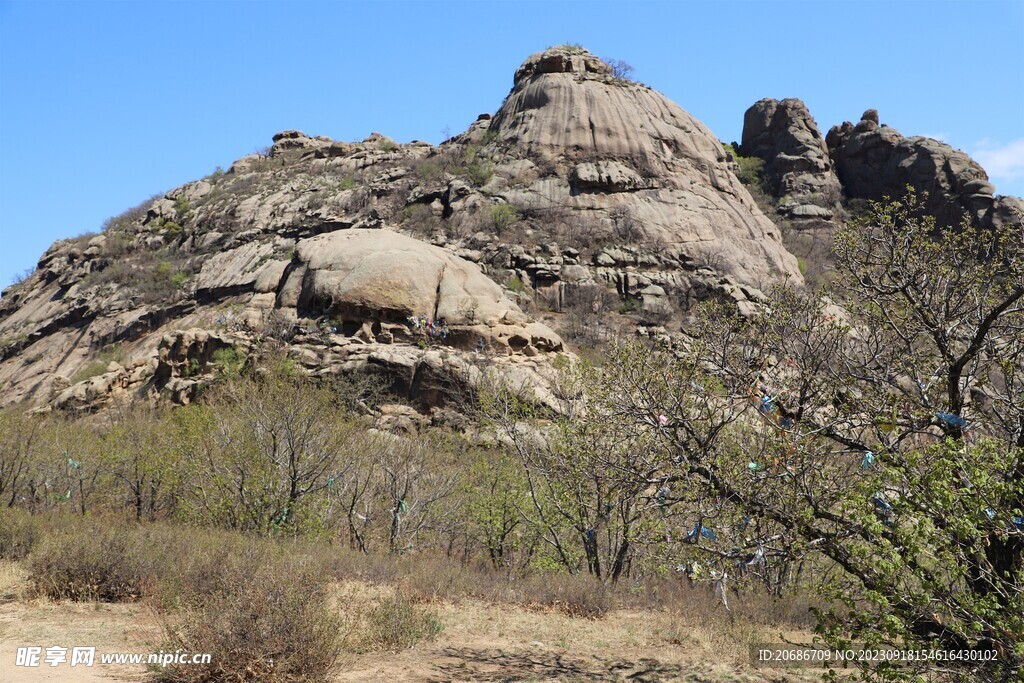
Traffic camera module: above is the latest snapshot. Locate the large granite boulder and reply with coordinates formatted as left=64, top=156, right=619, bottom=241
left=0, top=224, right=564, bottom=410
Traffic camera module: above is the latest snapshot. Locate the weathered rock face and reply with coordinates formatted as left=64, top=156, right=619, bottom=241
left=737, top=100, right=1022, bottom=284
left=0, top=225, right=563, bottom=410
left=221, top=229, right=564, bottom=356
left=487, top=47, right=803, bottom=289
left=826, top=110, right=1019, bottom=230
left=738, top=97, right=844, bottom=260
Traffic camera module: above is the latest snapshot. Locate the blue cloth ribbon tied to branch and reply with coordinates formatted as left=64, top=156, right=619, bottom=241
left=936, top=412, right=968, bottom=429
left=686, top=522, right=717, bottom=542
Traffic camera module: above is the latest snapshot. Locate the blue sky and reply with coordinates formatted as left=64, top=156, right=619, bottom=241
left=1, top=0, right=1022, bottom=288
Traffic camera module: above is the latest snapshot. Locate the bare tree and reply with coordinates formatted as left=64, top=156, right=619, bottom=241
left=603, top=58, right=635, bottom=82
left=180, top=360, right=359, bottom=533
left=376, top=432, right=458, bottom=554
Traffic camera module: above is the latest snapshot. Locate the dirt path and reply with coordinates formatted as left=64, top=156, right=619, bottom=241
left=335, top=599, right=813, bottom=682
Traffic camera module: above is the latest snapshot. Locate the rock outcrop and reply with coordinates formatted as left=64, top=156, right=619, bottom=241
left=826, top=110, right=1023, bottom=230
left=0, top=46, right=816, bottom=414
left=740, top=98, right=841, bottom=204
left=738, top=97, right=844, bottom=263
left=0, top=224, right=564, bottom=411
left=737, top=100, right=1023, bottom=285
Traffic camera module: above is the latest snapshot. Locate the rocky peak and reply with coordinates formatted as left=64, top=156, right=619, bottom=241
left=492, top=47, right=725, bottom=172
left=826, top=109, right=1021, bottom=230
left=512, top=46, right=612, bottom=83
left=484, top=47, right=802, bottom=288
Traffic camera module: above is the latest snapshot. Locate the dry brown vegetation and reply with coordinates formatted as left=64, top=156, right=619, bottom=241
left=0, top=510, right=821, bottom=682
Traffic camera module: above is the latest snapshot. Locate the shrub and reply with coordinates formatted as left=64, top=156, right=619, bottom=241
left=401, top=204, right=439, bottom=237
left=29, top=522, right=155, bottom=601
left=465, top=158, right=493, bottom=186
left=413, top=159, right=443, bottom=182
left=0, top=509, right=40, bottom=560
left=722, top=143, right=768, bottom=188
left=82, top=249, right=194, bottom=305
left=162, top=221, right=184, bottom=238
left=170, top=271, right=188, bottom=290
left=8, top=267, right=36, bottom=287
left=505, top=273, right=527, bottom=294
left=0, top=333, right=28, bottom=356
left=520, top=573, right=611, bottom=618
left=72, top=345, right=127, bottom=383
left=346, top=594, right=442, bottom=652
left=210, top=346, right=246, bottom=378
left=735, top=154, right=765, bottom=186
left=490, top=203, right=518, bottom=233
left=102, top=195, right=158, bottom=233
left=72, top=361, right=109, bottom=384
left=448, top=144, right=493, bottom=186
left=603, top=57, right=635, bottom=82
left=559, top=284, right=617, bottom=347
left=157, top=554, right=342, bottom=683
left=609, top=206, right=638, bottom=242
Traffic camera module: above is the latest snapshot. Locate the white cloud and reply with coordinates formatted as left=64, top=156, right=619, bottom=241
left=972, top=138, right=1024, bottom=183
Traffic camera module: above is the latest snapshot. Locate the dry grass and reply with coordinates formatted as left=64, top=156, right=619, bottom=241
left=28, top=520, right=157, bottom=602
left=341, top=592, right=443, bottom=653
left=0, top=560, right=29, bottom=604
left=0, top=573, right=823, bottom=683
left=13, top=517, right=825, bottom=681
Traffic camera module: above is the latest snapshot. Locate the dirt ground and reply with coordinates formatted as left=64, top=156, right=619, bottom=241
left=0, top=561, right=823, bottom=682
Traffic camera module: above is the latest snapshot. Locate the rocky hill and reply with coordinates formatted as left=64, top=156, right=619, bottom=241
left=1, top=46, right=1019, bottom=415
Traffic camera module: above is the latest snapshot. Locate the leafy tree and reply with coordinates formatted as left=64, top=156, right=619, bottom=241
left=461, top=449, right=533, bottom=570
